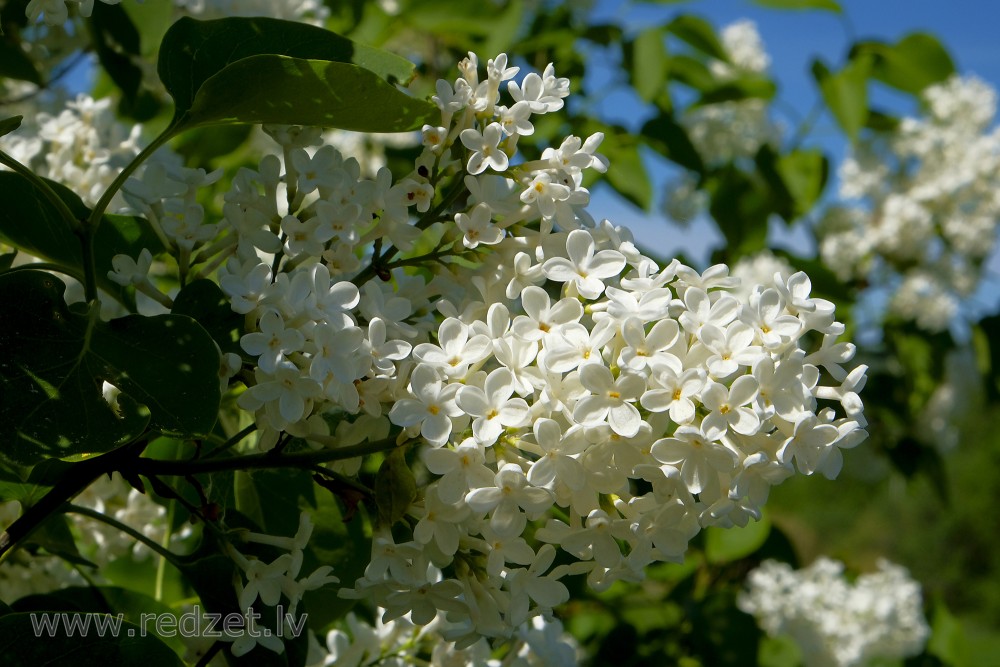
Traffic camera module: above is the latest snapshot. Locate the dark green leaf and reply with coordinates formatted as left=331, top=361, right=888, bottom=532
left=0, top=271, right=221, bottom=465
left=668, top=54, right=716, bottom=91
left=24, top=514, right=94, bottom=568
left=775, top=149, right=828, bottom=219
left=865, top=108, right=901, bottom=132
left=375, top=446, right=415, bottom=527
left=696, top=74, right=777, bottom=105
left=0, top=115, right=22, bottom=137
left=172, top=279, right=244, bottom=357
left=88, top=2, right=143, bottom=103
left=0, top=612, right=183, bottom=667
left=586, top=121, right=652, bottom=210
left=301, top=484, right=370, bottom=631
left=158, top=16, right=418, bottom=122
left=641, top=112, right=705, bottom=174
left=812, top=55, right=870, bottom=141
left=184, top=55, right=437, bottom=132
left=666, top=15, right=729, bottom=62
left=751, top=0, right=841, bottom=12
left=12, top=586, right=185, bottom=656
left=0, top=172, right=164, bottom=303
left=0, top=251, right=15, bottom=270
left=706, top=166, right=771, bottom=259
left=628, top=27, right=668, bottom=103
left=851, top=33, right=955, bottom=95
left=0, top=39, right=40, bottom=85
left=688, top=589, right=762, bottom=666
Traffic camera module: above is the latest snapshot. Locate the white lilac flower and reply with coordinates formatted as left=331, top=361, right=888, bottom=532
left=739, top=558, right=930, bottom=667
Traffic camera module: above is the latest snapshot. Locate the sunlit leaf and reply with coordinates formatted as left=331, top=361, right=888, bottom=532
left=158, top=16, right=426, bottom=131
left=183, top=55, right=437, bottom=132
left=851, top=32, right=955, bottom=95
left=812, top=55, right=870, bottom=141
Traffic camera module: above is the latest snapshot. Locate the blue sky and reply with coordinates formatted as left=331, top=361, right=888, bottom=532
left=589, top=0, right=1000, bottom=265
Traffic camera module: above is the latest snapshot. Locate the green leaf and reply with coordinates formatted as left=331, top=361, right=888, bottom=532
left=0, top=271, right=221, bottom=465
left=0, top=172, right=164, bottom=303
left=375, top=446, right=415, bottom=527
left=24, top=514, right=95, bottom=568
left=706, top=165, right=771, bottom=259
left=0, top=612, right=183, bottom=667
left=812, top=55, right=870, bottom=141
left=628, top=27, right=669, bottom=103
left=927, top=599, right=967, bottom=665
left=666, top=15, right=729, bottom=62
left=171, top=279, right=244, bottom=358
left=301, top=485, right=371, bottom=631
left=751, top=0, right=842, bottom=12
left=705, top=512, right=772, bottom=564
left=851, top=33, right=955, bottom=96
left=668, top=54, right=716, bottom=91
left=587, top=122, right=652, bottom=210
left=158, top=16, right=421, bottom=125
left=183, top=55, right=437, bottom=132
left=12, top=586, right=186, bottom=657
left=775, top=149, right=828, bottom=219
left=0, top=39, right=41, bottom=85
left=641, top=112, right=705, bottom=174
left=88, top=2, right=143, bottom=104
left=696, top=74, right=777, bottom=105
left=0, top=116, right=21, bottom=137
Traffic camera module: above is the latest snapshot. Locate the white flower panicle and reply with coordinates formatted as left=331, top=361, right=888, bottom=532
left=739, top=558, right=930, bottom=667
left=115, top=49, right=868, bottom=651
left=817, top=74, right=1000, bottom=331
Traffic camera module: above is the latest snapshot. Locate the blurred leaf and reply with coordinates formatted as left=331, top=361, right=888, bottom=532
left=0, top=115, right=19, bottom=136
left=852, top=32, right=955, bottom=95
left=0, top=39, right=39, bottom=85
left=705, top=512, right=772, bottom=564
left=0, top=271, right=221, bottom=465
left=182, top=55, right=437, bottom=132
left=590, top=121, right=653, bottom=210
left=927, top=599, right=967, bottom=665
left=979, top=314, right=1000, bottom=401
left=375, top=446, right=416, bottom=527
left=758, top=635, right=803, bottom=667
left=0, top=613, right=183, bottom=666
left=752, top=0, right=841, bottom=12
left=812, top=55, right=870, bottom=141
left=668, top=54, right=716, bottom=91
left=666, top=15, right=729, bottom=62
left=706, top=166, right=771, bottom=259
left=865, top=108, right=902, bottom=132
left=641, top=112, right=705, bottom=174
left=696, top=75, right=777, bottom=106
left=24, top=514, right=93, bottom=568
left=688, top=589, right=762, bottom=666
left=775, top=149, right=828, bottom=219
left=628, top=27, right=669, bottom=103
left=88, top=2, right=143, bottom=106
